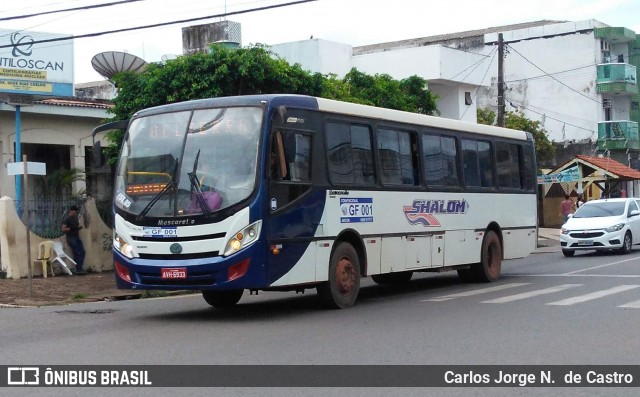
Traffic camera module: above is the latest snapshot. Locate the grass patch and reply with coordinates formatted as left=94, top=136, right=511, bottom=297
left=141, top=290, right=169, bottom=298
left=72, top=293, right=87, bottom=300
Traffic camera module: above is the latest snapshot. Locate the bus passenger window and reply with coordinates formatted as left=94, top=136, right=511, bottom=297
left=462, top=139, right=493, bottom=188
left=326, top=122, right=375, bottom=185
left=377, top=128, right=416, bottom=186
left=270, top=131, right=311, bottom=182
left=423, top=134, right=459, bottom=187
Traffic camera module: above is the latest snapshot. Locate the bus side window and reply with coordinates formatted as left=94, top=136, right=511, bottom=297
left=269, top=130, right=312, bottom=212
left=271, top=131, right=288, bottom=180
left=270, top=131, right=312, bottom=182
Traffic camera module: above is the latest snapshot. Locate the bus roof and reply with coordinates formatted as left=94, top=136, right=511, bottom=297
left=133, top=94, right=530, bottom=141
left=314, top=97, right=529, bottom=141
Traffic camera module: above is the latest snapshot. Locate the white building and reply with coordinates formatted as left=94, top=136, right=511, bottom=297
left=0, top=97, right=111, bottom=199
left=270, top=20, right=640, bottom=167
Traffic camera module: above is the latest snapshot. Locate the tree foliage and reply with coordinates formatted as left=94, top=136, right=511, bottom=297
left=105, top=45, right=437, bottom=159
left=476, top=107, right=555, bottom=164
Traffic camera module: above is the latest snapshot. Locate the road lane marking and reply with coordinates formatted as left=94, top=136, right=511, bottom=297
left=547, top=285, right=640, bottom=306
left=618, top=299, right=640, bottom=308
left=481, top=284, right=582, bottom=303
left=562, top=256, right=640, bottom=275
left=422, top=283, right=530, bottom=302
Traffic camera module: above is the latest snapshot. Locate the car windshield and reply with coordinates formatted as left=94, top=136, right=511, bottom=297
left=573, top=201, right=626, bottom=218
left=114, top=106, right=263, bottom=218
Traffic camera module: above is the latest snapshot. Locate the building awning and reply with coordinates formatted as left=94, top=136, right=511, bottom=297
left=544, top=155, right=640, bottom=196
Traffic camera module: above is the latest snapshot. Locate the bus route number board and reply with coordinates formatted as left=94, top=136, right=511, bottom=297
left=143, top=227, right=178, bottom=238
left=340, top=197, right=373, bottom=223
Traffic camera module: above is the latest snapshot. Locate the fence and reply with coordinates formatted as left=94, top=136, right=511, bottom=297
left=1, top=197, right=115, bottom=279
left=15, top=198, right=114, bottom=239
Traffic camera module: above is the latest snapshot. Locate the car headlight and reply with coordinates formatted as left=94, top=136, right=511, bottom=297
left=605, top=223, right=625, bottom=233
left=224, top=220, right=262, bottom=257
left=113, top=232, right=135, bottom=258
left=561, top=228, right=570, bottom=235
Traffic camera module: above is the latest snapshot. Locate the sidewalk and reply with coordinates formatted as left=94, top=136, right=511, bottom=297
left=0, top=271, right=142, bottom=308
left=1, top=229, right=562, bottom=307
left=536, top=227, right=561, bottom=253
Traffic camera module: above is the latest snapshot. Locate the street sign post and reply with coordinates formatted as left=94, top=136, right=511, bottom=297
left=7, top=157, right=46, bottom=297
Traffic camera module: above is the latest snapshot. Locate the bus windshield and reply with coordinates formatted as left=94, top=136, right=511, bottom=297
left=114, top=106, right=263, bottom=218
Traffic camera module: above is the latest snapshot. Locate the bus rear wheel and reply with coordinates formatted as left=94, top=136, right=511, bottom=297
left=202, top=289, right=243, bottom=308
left=317, top=242, right=361, bottom=309
left=471, top=230, right=502, bottom=282
left=371, top=271, right=413, bottom=285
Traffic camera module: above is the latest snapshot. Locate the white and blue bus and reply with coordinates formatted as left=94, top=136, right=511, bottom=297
left=111, top=94, right=538, bottom=308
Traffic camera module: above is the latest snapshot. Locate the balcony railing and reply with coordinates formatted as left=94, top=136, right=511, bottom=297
left=594, top=27, right=636, bottom=42
left=597, top=121, right=640, bottom=150
left=596, top=63, right=638, bottom=95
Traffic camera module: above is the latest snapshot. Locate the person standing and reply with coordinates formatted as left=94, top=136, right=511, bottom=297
left=62, top=205, right=86, bottom=275
left=560, top=194, right=576, bottom=224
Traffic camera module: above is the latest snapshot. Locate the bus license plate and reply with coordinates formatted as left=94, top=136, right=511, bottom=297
left=578, top=240, right=593, bottom=246
left=161, top=268, right=187, bottom=279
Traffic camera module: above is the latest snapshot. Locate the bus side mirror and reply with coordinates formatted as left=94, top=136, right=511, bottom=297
left=92, top=141, right=102, bottom=168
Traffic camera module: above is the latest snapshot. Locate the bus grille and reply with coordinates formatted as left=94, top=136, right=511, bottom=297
left=138, top=251, right=219, bottom=260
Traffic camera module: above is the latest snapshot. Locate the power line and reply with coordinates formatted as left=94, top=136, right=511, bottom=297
left=0, top=0, right=143, bottom=22
left=460, top=48, right=497, bottom=120
left=508, top=98, right=596, bottom=134
left=447, top=48, right=496, bottom=81
left=505, top=64, right=595, bottom=83
left=505, top=44, right=626, bottom=113
left=0, top=0, right=318, bottom=50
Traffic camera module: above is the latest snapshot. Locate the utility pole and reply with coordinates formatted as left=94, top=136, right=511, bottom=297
left=497, top=32, right=505, bottom=127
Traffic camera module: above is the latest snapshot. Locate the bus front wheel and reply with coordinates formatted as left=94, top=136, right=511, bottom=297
left=202, top=289, right=243, bottom=308
left=317, top=242, right=361, bottom=309
left=471, top=230, right=502, bottom=282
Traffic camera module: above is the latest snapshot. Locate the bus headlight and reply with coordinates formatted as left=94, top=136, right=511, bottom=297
left=113, top=233, right=135, bottom=259
left=224, top=220, right=262, bottom=257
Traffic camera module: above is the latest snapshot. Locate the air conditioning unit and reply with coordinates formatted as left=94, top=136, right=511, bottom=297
left=602, top=99, right=612, bottom=108
left=601, top=40, right=610, bottom=52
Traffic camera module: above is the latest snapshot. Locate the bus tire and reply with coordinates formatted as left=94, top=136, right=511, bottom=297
left=202, top=289, right=243, bottom=308
left=371, top=271, right=413, bottom=285
left=317, top=242, right=361, bottom=309
left=471, top=230, right=502, bottom=282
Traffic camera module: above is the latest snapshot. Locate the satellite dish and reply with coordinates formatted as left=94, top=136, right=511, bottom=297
left=91, top=51, right=147, bottom=80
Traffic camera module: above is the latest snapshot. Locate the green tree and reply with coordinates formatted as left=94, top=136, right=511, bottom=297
left=476, top=107, right=555, bottom=163
left=105, top=45, right=437, bottom=159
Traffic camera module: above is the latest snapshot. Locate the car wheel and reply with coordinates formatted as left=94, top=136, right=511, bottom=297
left=562, top=249, right=575, bottom=257
left=618, top=232, right=632, bottom=254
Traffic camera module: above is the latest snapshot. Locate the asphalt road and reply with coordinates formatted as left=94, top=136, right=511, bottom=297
left=1, top=248, right=639, bottom=397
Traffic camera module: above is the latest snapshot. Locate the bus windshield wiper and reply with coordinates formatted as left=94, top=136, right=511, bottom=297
left=137, top=159, right=178, bottom=220
left=187, top=149, right=212, bottom=217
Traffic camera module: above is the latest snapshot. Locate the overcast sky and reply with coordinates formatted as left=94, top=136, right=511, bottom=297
left=2, top=0, right=640, bottom=83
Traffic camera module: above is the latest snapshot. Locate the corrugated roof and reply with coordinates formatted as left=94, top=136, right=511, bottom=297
left=576, top=155, right=640, bottom=179
left=35, top=98, right=113, bottom=110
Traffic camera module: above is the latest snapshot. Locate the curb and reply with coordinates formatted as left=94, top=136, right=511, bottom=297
left=5, top=290, right=195, bottom=308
